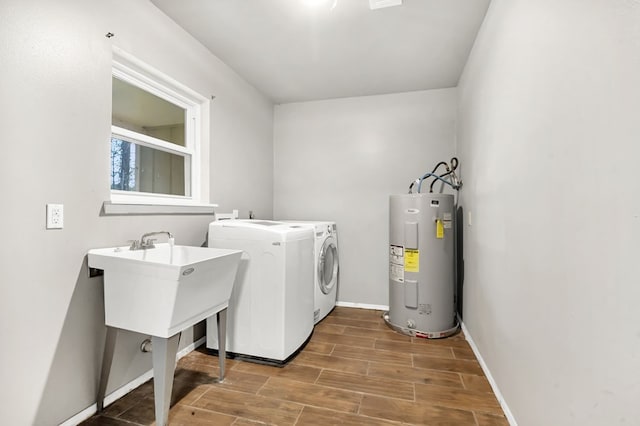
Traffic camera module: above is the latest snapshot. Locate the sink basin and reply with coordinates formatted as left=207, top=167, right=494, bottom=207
left=88, top=243, right=243, bottom=338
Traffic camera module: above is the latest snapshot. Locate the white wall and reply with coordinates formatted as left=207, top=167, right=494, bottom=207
left=274, top=89, right=457, bottom=306
left=457, top=0, right=640, bottom=424
left=0, top=1, right=273, bottom=424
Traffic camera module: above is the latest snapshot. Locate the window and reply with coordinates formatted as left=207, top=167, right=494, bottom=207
left=109, top=48, right=210, bottom=209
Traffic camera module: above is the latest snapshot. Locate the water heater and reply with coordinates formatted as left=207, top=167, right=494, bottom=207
left=385, top=193, right=458, bottom=338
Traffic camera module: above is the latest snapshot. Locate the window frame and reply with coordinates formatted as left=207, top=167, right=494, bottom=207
left=110, top=47, right=210, bottom=208
left=110, top=127, right=193, bottom=197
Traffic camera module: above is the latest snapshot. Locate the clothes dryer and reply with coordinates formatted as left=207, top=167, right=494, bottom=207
left=206, top=220, right=314, bottom=364
left=283, top=221, right=339, bottom=324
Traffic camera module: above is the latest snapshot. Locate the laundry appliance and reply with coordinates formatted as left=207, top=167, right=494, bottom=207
left=206, top=220, right=315, bottom=364
left=283, top=221, right=339, bottom=324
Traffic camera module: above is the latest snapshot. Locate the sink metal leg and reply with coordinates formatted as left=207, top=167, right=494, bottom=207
left=151, top=333, right=180, bottom=426
left=97, top=326, right=117, bottom=412
left=216, top=308, right=227, bottom=381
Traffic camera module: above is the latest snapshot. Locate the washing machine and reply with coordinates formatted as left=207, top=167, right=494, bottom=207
left=283, top=221, right=339, bottom=324
left=206, top=220, right=315, bottom=364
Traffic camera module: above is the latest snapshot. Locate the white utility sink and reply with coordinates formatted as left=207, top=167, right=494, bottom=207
left=88, top=242, right=242, bottom=426
left=88, top=243, right=242, bottom=338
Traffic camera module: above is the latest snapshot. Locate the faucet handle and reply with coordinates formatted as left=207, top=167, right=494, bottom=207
left=143, top=238, right=157, bottom=248
left=128, top=240, right=141, bottom=250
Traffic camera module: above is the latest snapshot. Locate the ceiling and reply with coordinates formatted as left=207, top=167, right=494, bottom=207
left=151, top=0, right=491, bottom=104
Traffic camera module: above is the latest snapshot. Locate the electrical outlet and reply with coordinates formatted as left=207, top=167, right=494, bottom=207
left=46, top=204, right=64, bottom=229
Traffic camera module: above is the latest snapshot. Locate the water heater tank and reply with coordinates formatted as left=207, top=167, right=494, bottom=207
left=385, top=193, right=458, bottom=338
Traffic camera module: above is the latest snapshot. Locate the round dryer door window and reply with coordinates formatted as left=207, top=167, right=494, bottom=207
left=318, top=238, right=338, bottom=294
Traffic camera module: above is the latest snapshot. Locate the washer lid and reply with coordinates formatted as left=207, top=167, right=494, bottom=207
left=209, top=220, right=314, bottom=241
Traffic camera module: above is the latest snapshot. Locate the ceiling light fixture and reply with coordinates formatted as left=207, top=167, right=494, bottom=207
left=369, top=0, right=402, bottom=10
left=302, top=0, right=338, bottom=10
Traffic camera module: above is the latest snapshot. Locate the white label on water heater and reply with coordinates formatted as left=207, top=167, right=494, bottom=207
left=443, top=212, right=453, bottom=228
left=389, top=245, right=404, bottom=282
left=390, top=245, right=404, bottom=261
left=390, top=264, right=404, bottom=282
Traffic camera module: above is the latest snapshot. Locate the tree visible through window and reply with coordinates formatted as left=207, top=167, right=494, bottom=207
left=110, top=137, right=137, bottom=192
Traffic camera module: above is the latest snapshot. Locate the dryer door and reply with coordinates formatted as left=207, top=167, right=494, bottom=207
left=318, top=237, right=338, bottom=295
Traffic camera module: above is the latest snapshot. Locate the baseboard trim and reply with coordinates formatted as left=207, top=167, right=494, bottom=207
left=60, top=336, right=206, bottom=426
left=460, top=321, right=518, bottom=426
left=335, top=301, right=389, bottom=311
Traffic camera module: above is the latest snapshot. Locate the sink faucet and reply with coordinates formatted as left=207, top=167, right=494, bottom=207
left=129, top=231, right=174, bottom=250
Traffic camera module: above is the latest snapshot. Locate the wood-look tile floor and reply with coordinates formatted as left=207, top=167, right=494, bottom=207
left=82, top=307, right=508, bottom=425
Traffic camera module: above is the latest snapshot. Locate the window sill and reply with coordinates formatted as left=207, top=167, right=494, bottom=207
left=102, top=201, right=217, bottom=216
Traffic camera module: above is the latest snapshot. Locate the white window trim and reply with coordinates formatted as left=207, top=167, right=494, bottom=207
left=111, top=126, right=194, bottom=197
left=109, top=47, right=213, bottom=211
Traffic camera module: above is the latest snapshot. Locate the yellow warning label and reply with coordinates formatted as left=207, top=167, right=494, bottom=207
left=436, top=219, right=444, bottom=239
left=405, top=249, right=419, bottom=272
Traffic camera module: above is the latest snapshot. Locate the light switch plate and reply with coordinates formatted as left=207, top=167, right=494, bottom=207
left=46, top=204, right=64, bottom=229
